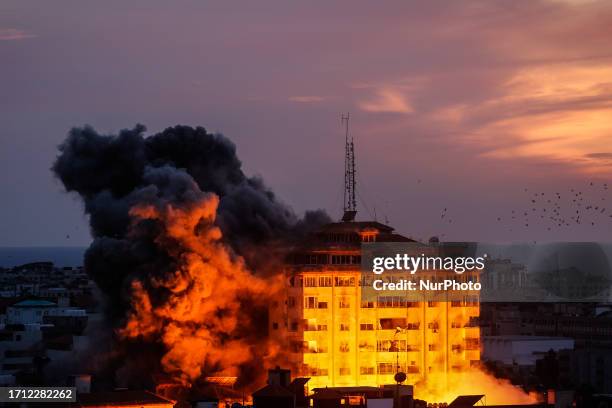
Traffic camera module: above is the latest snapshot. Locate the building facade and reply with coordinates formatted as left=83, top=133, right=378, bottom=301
left=271, top=220, right=480, bottom=390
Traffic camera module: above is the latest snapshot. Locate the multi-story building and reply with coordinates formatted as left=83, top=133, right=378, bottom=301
left=271, top=219, right=480, bottom=390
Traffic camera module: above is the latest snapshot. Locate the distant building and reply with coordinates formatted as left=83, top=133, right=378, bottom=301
left=482, top=335, right=574, bottom=366
left=560, top=347, right=612, bottom=393
left=0, top=264, right=94, bottom=385
left=6, top=299, right=58, bottom=324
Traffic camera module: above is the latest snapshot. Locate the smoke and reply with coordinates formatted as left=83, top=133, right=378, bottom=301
left=52, top=124, right=330, bottom=388
left=415, top=369, right=539, bottom=405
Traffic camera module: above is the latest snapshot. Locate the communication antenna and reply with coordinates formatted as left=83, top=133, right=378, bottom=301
left=342, top=113, right=357, bottom=222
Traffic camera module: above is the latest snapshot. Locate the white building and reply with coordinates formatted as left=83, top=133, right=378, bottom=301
left=6, top=299, right=57, bottom=324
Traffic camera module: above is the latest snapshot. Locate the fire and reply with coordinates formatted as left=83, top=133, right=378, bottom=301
left=119, top=192, right=281, bottom=385
left=414, top=369, right=539, bottom=405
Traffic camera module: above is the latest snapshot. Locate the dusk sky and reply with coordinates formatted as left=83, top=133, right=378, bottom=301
left=2, top=0, right=612, bottom=246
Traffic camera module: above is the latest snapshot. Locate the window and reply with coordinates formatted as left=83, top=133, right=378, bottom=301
left=293, top=254, right=329, bottom=265
left=465, top=338, right=479, bottom=350
left=360, top=366, right=375, bottom=375
left=312, top=368, right=328, bottom=376
left=339, top=342, right=350, bottom=352
left=361, top=234, right=376, bottom=242
left=379, top=318, right=407, bottom=330
left=359, top=342, right=374, bottom=351
left=361, top=300, right=374, bottom=308
left=304, top=277, right=317, bottom=287
left=360, top=323, right=374, bottom=331
left=272, top=322, right=279, bottom=330
left=340, top=323, right=350, bottom=331
left=339, top=367, right=351, bottom=376
left=290, top=320, right=298, bottom=332
left=319, top=276, right=332, bottom=287
left=378, top=363, right=395, bottom=375
left=377, top=340, right=407, bottom=352
left=377, top=340, right=392, bottom=352
left=287, top=297, right=296, bottom=308
left=318, top=301, right=328, bottom=309
left=377, top=296, right=407, bottom=308
left=331, top=255, right=361, bottom=265
left=335, top=276, right=355, bottom=287
left=305, top=297, right=318, bottom=309
left=338, top=297, right=350, bottom=308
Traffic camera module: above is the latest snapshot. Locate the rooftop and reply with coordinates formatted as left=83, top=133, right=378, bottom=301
left=317, top=221, right=395, bottom=233
left=12, top=299, right=57, bottom=308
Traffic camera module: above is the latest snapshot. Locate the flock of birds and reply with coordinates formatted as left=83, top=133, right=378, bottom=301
left=437, top=181, right=611, bottom=238
left=498, top=182, right=610, bottom=232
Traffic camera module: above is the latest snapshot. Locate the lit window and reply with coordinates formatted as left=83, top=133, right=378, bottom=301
left=304, top=297, right=318, bottom=309
left=360, top=367, right=374, bottom=375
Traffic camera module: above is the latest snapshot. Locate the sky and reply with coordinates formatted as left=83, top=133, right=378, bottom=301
left=1, top=0, right=612, bottom=246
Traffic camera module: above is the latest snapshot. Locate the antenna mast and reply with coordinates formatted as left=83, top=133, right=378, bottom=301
left=342, top=113, right=357, bottom=222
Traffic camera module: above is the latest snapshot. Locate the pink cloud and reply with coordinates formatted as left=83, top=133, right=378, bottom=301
left=358, top=88, right=414, bottom=114
left=0, top=28, right=36, bottom=41
left=288, top=96, right=325, bottom=103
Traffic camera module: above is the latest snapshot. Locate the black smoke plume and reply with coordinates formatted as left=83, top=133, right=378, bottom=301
left=52, top=124, right=330, bottom=389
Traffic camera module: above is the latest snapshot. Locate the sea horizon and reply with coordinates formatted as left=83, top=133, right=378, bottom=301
left=0, top=246, right=86, bottom=268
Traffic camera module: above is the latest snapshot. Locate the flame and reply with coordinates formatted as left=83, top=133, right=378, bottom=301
left=414, top=369, right=539, bottom=405
left=119, top=192, right=280, bottom=386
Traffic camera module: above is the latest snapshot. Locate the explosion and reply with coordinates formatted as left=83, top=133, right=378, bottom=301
left=52, top=124, right=329, bottom=389
left=120, top=189, right=278, bottom=385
